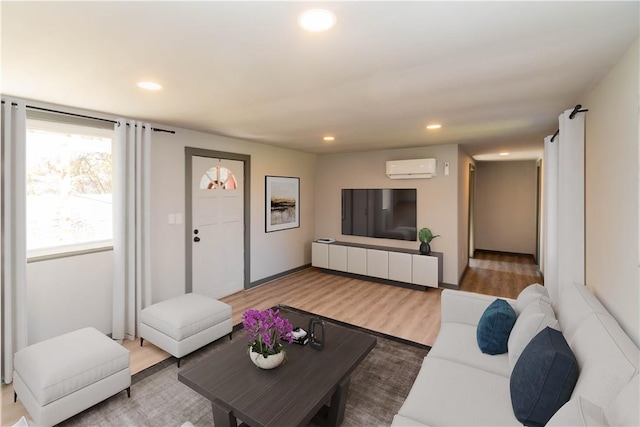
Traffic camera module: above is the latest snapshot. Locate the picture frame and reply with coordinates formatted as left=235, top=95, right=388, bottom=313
left=265, top=176, right=300, bottom=232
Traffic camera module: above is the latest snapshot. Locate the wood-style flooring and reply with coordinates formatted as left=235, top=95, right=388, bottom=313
left=461, top=250, right=543, bottom=299
left=222, top=268, right=443, bottom=346
left=1, top=250, right=541, bottom=426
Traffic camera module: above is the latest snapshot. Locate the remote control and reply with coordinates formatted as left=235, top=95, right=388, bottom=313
left=317, top=238, right=336, bottom=243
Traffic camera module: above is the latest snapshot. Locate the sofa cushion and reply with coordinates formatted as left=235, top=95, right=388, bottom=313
left=441, top=289, right=516, bottom=327
left=390, top=414, right=428, bottom=427
left=569, top=312, right=638, bottom=408
left=429, top=322, right=511, bottom=377
left=508, top=299, right=558, bottom=369
left=398, top=357, right=520, bottom=426
left=546, top=397, right=606, bottom=426
left=477, top=298, right=516, bottom=355
left=604, top=374, right=639, bottom=426
left=515, top=283, right=550, bottom=315
left=557, top=282, right=611, bottom=343
left=510, top=327, right=579, bottom=427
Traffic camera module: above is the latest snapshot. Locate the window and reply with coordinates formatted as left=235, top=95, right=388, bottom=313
left=199, top=166, right=237, bottom=190
left=26, top=117, right=114, bottom=258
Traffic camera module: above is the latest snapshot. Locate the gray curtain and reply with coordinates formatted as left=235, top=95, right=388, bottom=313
left=543, top=108, right=586, bottom=309
left=112, top=120, right=152, bottom=341
left=1, top=98, right=28, bottom=384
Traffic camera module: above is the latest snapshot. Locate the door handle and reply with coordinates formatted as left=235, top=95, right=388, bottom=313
left=194, top=236, right=200, bottom=242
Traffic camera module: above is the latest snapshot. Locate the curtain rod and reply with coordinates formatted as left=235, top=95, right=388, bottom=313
left=550, top=104, right=588, bottom=142
left=1, top=101, right=176, bottom=134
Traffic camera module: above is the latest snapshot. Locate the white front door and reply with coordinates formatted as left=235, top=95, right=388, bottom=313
left=191, top=156, right=244, bottom=299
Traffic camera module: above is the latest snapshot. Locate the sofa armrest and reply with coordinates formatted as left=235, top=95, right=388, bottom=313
left=441, top=289, right=515, bottom=326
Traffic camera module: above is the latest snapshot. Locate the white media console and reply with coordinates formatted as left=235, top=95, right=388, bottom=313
left=311, top=240, right=443, bottom=290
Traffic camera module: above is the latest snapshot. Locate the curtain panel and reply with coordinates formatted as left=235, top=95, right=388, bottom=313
left=543, top=134, right=559, bottom=305
left=557, top=109, right=585, bottom=290
left=543, top=108, right=586, bottom=311
left=112, top=120, right=152, bottom=341
left=1, top=98, right=28, bottom=384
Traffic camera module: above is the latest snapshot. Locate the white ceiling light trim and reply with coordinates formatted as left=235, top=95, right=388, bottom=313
left=298, top=9, right=336, bottom=32
left=137, top=81, right=163, bottom=90
left=474, top=150, right=542, bottom=161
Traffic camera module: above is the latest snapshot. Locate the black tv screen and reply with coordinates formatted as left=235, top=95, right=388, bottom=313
left=342, top=189, right=417, bottom=241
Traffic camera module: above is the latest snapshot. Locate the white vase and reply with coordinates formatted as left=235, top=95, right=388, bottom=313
left=249, top=348, right=285, bottom=369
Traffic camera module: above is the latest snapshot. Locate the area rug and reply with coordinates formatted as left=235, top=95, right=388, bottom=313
left=59, top=306, right=430, bottom=427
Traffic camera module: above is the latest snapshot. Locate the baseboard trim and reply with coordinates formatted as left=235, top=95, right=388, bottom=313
left=247, top=264, right=312, bottom=289
left=473, top=249, right=537, bottom=262
left=439, top=282, right=459, bottom=290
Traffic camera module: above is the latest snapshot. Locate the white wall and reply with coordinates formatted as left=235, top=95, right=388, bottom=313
left=537, top=158, right=544, bottom=274
left=314, top=144, right=461, bottom=285
left=474, top=160, right=538, bottom=255
left=26, top=251, right=113, bottom=344
left=150, top=128, right=316, bottom=303
left=22, top=100, right=316, bottom=343
left=584, top=39, right=639, bottom=346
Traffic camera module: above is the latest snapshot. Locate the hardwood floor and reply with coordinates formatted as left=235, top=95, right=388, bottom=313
left=460, top=250, right=544, bottom=299
left=221, top=268, right=442, bottom=346
left=1, top=251, right=540, bottom=426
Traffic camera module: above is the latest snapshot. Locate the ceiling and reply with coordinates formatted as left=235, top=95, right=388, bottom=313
left=2, top=2, right=638, bottom=159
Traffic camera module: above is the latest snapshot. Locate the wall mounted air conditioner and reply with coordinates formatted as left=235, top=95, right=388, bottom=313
left=386, top=158, right=437, bottom=179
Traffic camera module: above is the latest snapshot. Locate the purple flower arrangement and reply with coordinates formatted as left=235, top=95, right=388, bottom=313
left=242, top=308, right=294, bottom=357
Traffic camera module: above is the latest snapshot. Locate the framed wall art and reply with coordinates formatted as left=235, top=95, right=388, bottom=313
left=265, top=176, right=300, bottom=232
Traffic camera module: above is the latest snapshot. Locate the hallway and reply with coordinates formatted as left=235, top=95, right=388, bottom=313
left=460, top=250, right=543, bottom=299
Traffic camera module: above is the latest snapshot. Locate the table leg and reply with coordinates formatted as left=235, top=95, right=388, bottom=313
left=212, top=400, right=237, bottom=427
left=328, top=376, right=351, bottom=427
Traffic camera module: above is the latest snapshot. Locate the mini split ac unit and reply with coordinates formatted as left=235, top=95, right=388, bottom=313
left=385, top=158, right=437, bottom=179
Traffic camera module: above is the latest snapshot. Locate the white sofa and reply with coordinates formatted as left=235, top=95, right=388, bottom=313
left=392, top=282, right=639, bottom=426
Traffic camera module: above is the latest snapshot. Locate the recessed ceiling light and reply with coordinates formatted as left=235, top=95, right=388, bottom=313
left=426, top=124, right=442, bottom=130
left=499, top=152, right=510, bottom=156
left=137, top=81, right=162, bottom=91
left=298, top=9, right=336, bottom=32
left=323, top=136, right=335, bottom=141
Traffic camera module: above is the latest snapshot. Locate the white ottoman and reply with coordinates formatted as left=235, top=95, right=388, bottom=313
left=13, top=327, right=131, bottom=427
left=139, top=293, right=233, bottom=367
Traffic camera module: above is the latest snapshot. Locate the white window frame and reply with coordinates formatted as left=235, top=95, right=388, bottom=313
left=25, top=113, right=115, bottom=261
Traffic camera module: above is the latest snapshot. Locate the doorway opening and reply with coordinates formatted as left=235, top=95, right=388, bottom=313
left=468, top=163, right=476, bottom=259
left=185, top=147, right=251, bottom=295
left=466, top=160, right=543, bottom=298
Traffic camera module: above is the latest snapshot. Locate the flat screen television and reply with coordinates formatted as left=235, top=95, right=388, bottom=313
left=341, top=188, right=417, bottom=241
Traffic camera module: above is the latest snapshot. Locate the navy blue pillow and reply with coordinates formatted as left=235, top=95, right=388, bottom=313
left=510, top=327, right=579, bottom=427
left=476, top=298, right=516, bottom=354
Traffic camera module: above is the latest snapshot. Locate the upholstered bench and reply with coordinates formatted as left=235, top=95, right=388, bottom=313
left=139, top=293, right=233, bottom=367
left=13, top=327, right=131, bottom=427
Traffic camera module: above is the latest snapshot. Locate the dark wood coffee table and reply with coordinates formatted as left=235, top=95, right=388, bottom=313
left=178, top=309, right=376, bottom=427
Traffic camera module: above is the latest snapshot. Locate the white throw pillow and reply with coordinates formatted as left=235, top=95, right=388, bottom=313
left=604, top=372, right=639, bottom=426
left=12, top=417, right=31, bottom=427
left=547, top=397, right=607, bottom=426
left=508, top=299, right=558, bottom=369
left=515, top=283, right=550, bottom=315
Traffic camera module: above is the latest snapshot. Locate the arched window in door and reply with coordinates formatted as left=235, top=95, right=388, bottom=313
left=199, top=166, right=237, bottom=190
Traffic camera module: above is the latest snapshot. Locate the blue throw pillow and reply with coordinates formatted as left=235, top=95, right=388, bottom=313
left=510, top=327, right=579, bottom=427
left=476, top=298, right=516, bottom=354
